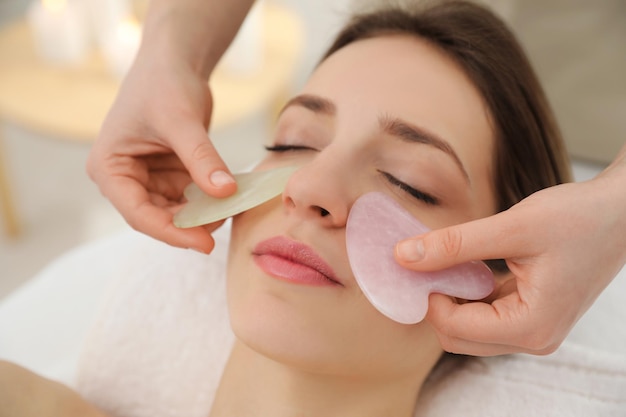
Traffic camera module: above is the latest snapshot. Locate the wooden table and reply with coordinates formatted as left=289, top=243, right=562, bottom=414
left=0, top=3, right=303, bottom=237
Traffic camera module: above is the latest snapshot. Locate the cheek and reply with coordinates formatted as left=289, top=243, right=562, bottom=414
left=225, top=201, right=442, bottom=379
left=226, top=204, right=277, bottom=332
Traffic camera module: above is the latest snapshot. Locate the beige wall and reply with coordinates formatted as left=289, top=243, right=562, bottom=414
left=501, top=0, right=625, bottom=164
left=352, top=0, right=625, bottom=164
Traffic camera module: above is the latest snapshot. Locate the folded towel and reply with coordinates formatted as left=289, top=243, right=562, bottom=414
left=76, top=226, right=626, bottom=416
left=415, top=344, right=626, bottom=416
left=76, top=226, right=234, bottom=417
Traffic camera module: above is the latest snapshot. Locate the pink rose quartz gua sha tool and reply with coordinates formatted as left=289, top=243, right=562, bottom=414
left=346, top=192, right=494, bottom=324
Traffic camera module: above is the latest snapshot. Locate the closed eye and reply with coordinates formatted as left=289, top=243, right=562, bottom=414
left=379, top=171, right=439, bottom=205
left=264, top=144, right=316, bottom=152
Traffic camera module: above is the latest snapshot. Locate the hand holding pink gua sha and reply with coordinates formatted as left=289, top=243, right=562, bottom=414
left=346, top=192, right=494, bottom=324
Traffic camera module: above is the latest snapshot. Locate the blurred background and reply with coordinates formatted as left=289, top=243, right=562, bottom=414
left=0, top=0, right=624, bottom=300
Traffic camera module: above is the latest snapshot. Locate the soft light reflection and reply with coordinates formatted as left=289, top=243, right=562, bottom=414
left=116, top=16, right=141, bottom=43
left=41, top=0, right=67, bottom=13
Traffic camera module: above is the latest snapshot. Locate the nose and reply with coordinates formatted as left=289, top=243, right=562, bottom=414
left=281, top=154, right=351, bottom=228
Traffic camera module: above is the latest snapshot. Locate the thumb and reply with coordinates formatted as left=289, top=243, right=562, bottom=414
left=170, top=124, right=237, bottom=198
left=394, top=209, right=533, bottom=271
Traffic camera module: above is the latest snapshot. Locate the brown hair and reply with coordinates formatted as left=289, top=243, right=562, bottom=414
left=321, top=0, right=572, bottom=215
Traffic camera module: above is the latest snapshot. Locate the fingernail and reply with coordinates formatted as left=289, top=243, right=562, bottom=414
left=396, top=239, right=425, bottom=262
left=210, top=170, right=235, bottom=187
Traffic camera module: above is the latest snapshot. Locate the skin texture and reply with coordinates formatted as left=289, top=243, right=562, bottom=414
left=212, top=35, right=499, bottom=417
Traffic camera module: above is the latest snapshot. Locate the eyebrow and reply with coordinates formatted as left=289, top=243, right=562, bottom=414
left=379, top=115, right=470, bottom=183
left=279, top=94, right=336, bottom=117
left=280, top=94, right=470, bottom=183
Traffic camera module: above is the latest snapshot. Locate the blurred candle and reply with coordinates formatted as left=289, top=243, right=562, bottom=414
left=27, top=0, right=88, bottom=65
left=102, top=16, right=142, bottom=79
left=84, top=0, right=129, bottom=48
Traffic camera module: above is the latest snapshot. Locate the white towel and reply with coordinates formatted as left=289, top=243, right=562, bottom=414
left=415, top=344, right=626, bottom=416
left=76, top=226, right=234, bottom=417
left=75, top=227, right=626, bottom=416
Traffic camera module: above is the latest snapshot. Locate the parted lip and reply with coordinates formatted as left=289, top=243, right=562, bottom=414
left=252, top=236, right=343, bottom=286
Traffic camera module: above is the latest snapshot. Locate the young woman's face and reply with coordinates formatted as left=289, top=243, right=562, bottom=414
left=227, top=35, right=497, bottom=379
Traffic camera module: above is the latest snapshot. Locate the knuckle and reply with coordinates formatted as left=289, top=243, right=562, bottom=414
left=440, top=341, right=461, bottom=355
left=123, top=204, right=149, bottom=233
left=520, top=329, right=560, bottom=354
left=536, top=343, right=560, bottom=355
left=437, top=228, right=464, bottom=259
left=434, top=333, right=457, bottom=354
left=429, top=314, right=460, bottom=354
left=124, top=215, right=142, bottom=232
left=190, top=141, right=217, bottom=163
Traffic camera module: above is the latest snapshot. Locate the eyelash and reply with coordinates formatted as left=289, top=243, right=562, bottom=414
left=379, top=171, right=439, bottom=205
left=265, top=145, right=438, bottom=205
left=264, top=144, right=314, bottom=152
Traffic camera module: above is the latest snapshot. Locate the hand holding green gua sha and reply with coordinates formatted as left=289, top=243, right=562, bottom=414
left=174, top=166, right=298, bottom=228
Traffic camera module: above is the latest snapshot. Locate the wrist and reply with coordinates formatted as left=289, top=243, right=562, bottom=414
left=139, top=0, right=255, bottom=79
left=138, top=5, right=207, bottom=78
left=594, top=146, right=626, bottom=264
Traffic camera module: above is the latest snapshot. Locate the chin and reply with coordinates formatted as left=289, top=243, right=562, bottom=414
left=225, top=221, right=353, bottom=374
left=227, top=288, right=357, bottom=375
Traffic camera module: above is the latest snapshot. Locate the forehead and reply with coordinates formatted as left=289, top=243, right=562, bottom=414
left=301, top=35, right=496, bottom=206
left=306, top=35, right=493, bottom=143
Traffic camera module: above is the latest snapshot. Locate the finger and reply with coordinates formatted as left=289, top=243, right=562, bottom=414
left=146, top=170, right=192, bottom=202
left=169, top=124, right=237, bottom=198
left=141, top=205, right=217, bottom=254
left=425, top=295, right=520, bottom=356
left=395, top=209, right=540, bottom=271
left=143, top=153, right=186, bottom=171
left=435, top=324, right=560, bottom=356
left=434, top=333, right=539, bottom=356
left=202, top=219, right=226, bottom=235
left=425, top=292, right=555, bottom=355
left=101, top=174, right=216, bottom=252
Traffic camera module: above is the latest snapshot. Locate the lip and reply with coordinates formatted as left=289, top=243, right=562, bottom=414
left=253, top=236, right=343, bottom=287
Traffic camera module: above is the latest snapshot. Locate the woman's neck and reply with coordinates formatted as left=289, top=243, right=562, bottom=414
left=209, top=340, right=426, bottom=417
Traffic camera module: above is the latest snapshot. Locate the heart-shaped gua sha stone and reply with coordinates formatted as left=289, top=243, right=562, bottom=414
left=174, top=165, right=298, bottom=228
left=346, top=192, right=494, bottom=324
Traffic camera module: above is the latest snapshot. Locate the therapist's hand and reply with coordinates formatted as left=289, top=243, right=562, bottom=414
left=86, top=50, right=235, bottom=253
left=395, top=156, right=626, bottom=356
